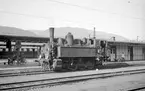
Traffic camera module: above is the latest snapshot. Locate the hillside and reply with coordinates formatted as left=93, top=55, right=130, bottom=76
left=39, top=27, right=129, bottom=41
left=0, top=26, right=129, bottom=41
left=0, top=26, right=37, bottom=37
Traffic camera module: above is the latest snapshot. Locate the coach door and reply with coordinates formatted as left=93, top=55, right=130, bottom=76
left=143, top=48, right=145, bottom=60
left=128, top=46, right=133, bottom=61
left=110, top=46, right=116, bottom=61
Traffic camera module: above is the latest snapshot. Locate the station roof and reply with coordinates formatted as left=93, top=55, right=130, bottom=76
left=95, top=38, right=145, bottom=46
left=1, top=34, right=145, bottom=46
left=107, top=40, right=145, bottom=46
left=0, top=35, right=50, bottom=43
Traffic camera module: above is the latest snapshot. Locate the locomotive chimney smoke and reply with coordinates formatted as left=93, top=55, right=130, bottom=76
left=49, top=27, right=54, bottom=45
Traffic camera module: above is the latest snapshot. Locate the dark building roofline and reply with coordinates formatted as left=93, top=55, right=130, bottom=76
left=107, top=40, right=145, bottom=45
left=0, top=35, right=50, bottom=43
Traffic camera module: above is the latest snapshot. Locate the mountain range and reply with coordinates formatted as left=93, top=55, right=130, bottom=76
left=0, top=26, right=129, bottom=41
left=0, top=26, right=37, bottom=37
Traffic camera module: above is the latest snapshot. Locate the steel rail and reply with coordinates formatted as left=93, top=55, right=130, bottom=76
left=0, top=69, right=145, bottom=91
left=128, top=87, right=145, bottom=91
left=0, top=71, right=54, bottom=77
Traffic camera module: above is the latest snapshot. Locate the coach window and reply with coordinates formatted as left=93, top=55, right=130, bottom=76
left=35, top=48, right=37, bottom=52
left=2, top=48, right=5, bottom=52
left=27, top=48, right=29, bottom=52
left=29, top=48, right=32, bottom=52
left=11, top=48, right=14, bottom=51
left=6, top=48, right=8, bottom=52
left=111, top=48, right=115, bottom=54
left=32, top=48, right=35, bottom=52
left=21, top=48, right=24, bottom=52
left=24, top=48, right=27, bottom=52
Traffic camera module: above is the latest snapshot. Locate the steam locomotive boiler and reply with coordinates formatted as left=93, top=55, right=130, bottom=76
left=40, top=28, right=104, bottom=71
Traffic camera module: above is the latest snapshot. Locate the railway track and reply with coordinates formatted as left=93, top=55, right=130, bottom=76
left=0, top=70, right=54, bottom=77
left=0, top=69, right=145, bottom=91
left=0, top=68, right=99, bottom=77
left=128, top=87, right=145, bottom=91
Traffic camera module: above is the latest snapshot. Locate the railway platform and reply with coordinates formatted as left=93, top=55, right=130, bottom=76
left=0, top=60, right=145, bottom=71
left=0, top=66, right=41, bottom=71
left=0, top=58, right=39, bottom=68
left=0, top=58, right=41, bottom=73
left=0, top=60, right=144, bottom=77
left=0, top=58, right=37, bottom=63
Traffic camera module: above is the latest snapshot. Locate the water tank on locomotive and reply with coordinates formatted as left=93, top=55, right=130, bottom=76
left=65, top=32, right=74, bottom=46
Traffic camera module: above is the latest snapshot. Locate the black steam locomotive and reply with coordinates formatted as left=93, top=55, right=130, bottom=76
left=39, top=28, right=108, bottom=71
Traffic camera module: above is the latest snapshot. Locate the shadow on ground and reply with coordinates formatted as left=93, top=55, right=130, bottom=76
left=97, top=62, right=131, bottom=69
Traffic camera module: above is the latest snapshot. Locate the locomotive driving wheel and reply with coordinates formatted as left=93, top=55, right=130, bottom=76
left=68, top=64, right=78, bottom=71
left=86, top=61, right=94, bottom=70
left=68, top=59, right=78, bottom=71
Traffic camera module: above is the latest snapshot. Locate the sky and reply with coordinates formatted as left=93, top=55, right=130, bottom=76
left=0, top=0, right=145, bottom=40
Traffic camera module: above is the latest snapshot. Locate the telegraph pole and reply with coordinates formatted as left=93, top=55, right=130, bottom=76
left=93, top=27, right=96, bottom=47
left=93, top=27, right=96, bottom=39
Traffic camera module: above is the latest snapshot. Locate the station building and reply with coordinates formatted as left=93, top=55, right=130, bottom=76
left=0, top=34, right=145, bottom=61
left=0, top=40, right=145, bottom=61
left=107, top=40, right=145, bottom=61
left=0, top=42, right=43, bottom=58
left=0, top=35, right=48, bottom=59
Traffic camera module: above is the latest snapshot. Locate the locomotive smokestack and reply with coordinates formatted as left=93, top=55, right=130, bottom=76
left=49, top=27, right=54, bottom=44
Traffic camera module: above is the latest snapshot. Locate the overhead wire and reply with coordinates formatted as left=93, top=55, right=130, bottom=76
left=0, top=9, right=95, bottom=27
left=0, top=0, right=143, bottom=21
left=0, top=0, right=144, bottom=27
left=45, top=0, right=145, bottom=20
left=0, top=9, right=52, bottom=19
